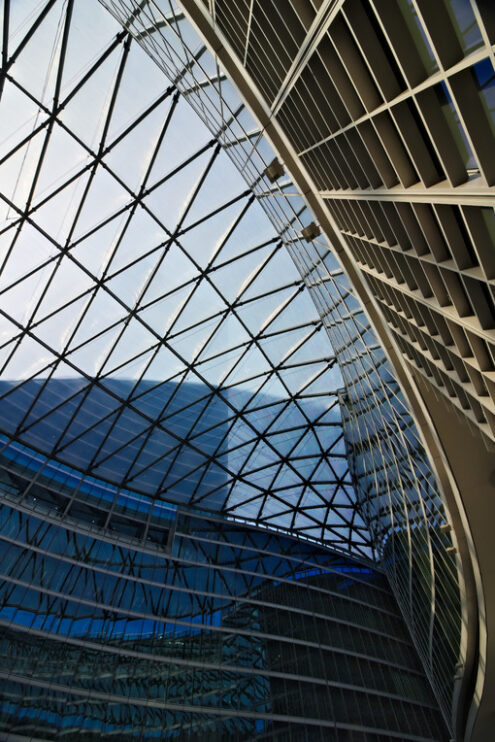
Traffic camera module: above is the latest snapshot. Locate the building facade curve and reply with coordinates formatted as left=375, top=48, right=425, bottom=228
left=0, top=1, right=492, bottom=740
left=101, top=1, right=492, bottom=738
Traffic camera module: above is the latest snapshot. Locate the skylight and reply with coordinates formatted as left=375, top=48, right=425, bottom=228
left=0, top=0, right=372, bottom=555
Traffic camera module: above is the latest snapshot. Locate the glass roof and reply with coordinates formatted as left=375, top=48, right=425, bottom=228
left=0, top=0, right=372, bottom=554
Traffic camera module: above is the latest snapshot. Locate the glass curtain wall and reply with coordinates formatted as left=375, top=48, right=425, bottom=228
left=0, top=452, right=448, bottom=740
left=0, top=0, right=463, bottom=739
left=98, top=0, right=465, bottom=731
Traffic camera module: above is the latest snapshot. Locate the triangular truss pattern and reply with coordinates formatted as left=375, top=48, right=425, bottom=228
left=0, top=0, right=372, bottom=556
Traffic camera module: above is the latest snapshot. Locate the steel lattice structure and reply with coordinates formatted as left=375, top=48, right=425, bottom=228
left=0, top=0, right=373, bottom=553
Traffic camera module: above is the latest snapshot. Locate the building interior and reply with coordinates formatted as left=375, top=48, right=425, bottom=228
left=0, top=0, right=493, bottom=740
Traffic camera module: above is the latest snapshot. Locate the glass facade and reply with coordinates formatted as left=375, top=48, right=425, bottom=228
left=0, top=0, right=471, bottom=739
left=293, top=244, right=462, bottom=719
left=0, top=455, right=448, bottom=740
left=98, top=0, right=465, bottom=732
left=0, top=0, right=369, bottom=553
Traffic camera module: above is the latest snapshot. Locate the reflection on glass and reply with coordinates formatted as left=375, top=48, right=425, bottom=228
left=436, top=82, right=477, bottom=171
left=445, top=0, right=483, bottom=55
left=473, top=57, right=495, bottom=137
left=0, top=484, right=447, bottom=740
left=397, top=0, right=439, bottom=76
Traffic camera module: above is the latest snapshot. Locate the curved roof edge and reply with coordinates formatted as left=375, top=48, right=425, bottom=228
left=97, top=1, right=487, bottom=739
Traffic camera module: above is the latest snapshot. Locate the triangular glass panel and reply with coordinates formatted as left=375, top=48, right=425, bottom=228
left=241, top=402, right=287, bottom=434
left=279, top=364, right=327, bottom=396
left=171, top=278, right=226, bottom=334
left=191, top=425, right=230, bottom=466
left=100, top=318, right=157, bottom=375
left=104, top=96, right=174, bottom=191
left=210, top=246, right=276, bottom=305
left=199, top=346, right=246, bottom=387
left=221, top=344, right=268, bottom=390
left=293, top=457, right=321, bottom=480
left=179, top=199, right=248, bottom=270
left=33, top=295, right=89, bottom=354
left=160, top=452, right=210, bottom=494
left=104, top=206, right=168, bottom=274
left=191, top=489, right=229, bottom=512
left=10, top=0, right=65, bottom=104
left=68, top=324, right=124, bottom=377
left=268, top=405, right=307, bottom=434
left=235, top=287, right=294, bottom=335
left=0, top=223, right=57, bottom=293
left=273, top=464, right=304, bottom=489
left=167, top=317, right=219, bottom=365
left=245, top=375, right=287, bottom=409
left=245, top=439, right=284, bottom=470
left=164, top=392, right=212, bottom=432
left=103, top=347, right=156, bottom=386
left=144, top=147, right=213, bottom=232
left=34, top=169, right=92, bottom=245
left=218, top=440, right=257, bottom=474
left=105, top=253, right=157, bottom=309
left=0, top=314, right=20, bottom=349
left=0, top=342, right=17, bottom=378
left=69, top=214, right=126, bottom=278
left=326, top=434, right=346, bottom=456
left=0, top=128, right=45, bottom=215
left=259, top=512, right=294, bottom=529
left=291, top=430, right=323, bottom=458
left=266, top=430, right=302, bottom=458
left=33, top=126, right=90, bottom=204
left=292, top=513, right=319, bottom=529
left=241, top=258, right=296, bottom=305
left=198, top=313, right=248, bottom=361
left=148, top=95, right=213, bottom=180
left=0, top=80, right=44, bottom=161
left=226, top=485, right=264, bottom=515
left=91, top=405, right=151, bottom=463
left=19, top=380, right=87, bottom=437
left=60, top=0, right=120, bottom=94
left=143, top=242, right=198, bottom=305
left=0, top=379, right=41, bottom=433
left=56, top=380, right=121, bottom=435
left=265, top=488, right=304, bottom=510
left=138, top=346, right=186, bottom=385
left=60, top=409, right=121, bottom=471
left=285, top=329, right=332, bottom=366
left=264, top=289, right=320, bottom=334
left=219, top=199, right=279, bottom=261
left=305, top=506, right=331, bottom=523
left=130, top=375, right=184, bottom=417
left=106, top=40, right=172, bottom=141
left=138, top=287, right=191, bottom=338
left=2, top=333, right=56, bottom=382
left=313, top=460, right=339, bottom=484
left=58, top=45, right=122, bottom=147
left=299, top=365, right=343, bottom=395
left=71, top=166, right=129, bottom=241
left=259, top=328, right=310, bottom=368
left=242, top=462, right=279, bottom=490
left=325, top=457, right=349, bottom=480
left=68, top=288, right=127, bottom=348
left=35, top=255, right=94, bottom=321
left=125, top=427, right=181, bottom=477
left=188, top=459, right=230, bottom=500
left=180, top=151, right=246, bottom=228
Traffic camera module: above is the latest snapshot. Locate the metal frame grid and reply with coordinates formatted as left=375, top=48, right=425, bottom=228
left=0, top=0, right=373, bottom=554
left=0, top=499, right=448, bottom=740
left=206, top=0, right=495, bottom=442
left=98, top=0, right=475, bottom=734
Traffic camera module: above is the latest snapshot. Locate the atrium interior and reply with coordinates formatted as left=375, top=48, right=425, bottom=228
left=0, top=1, right=493, bottom=741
